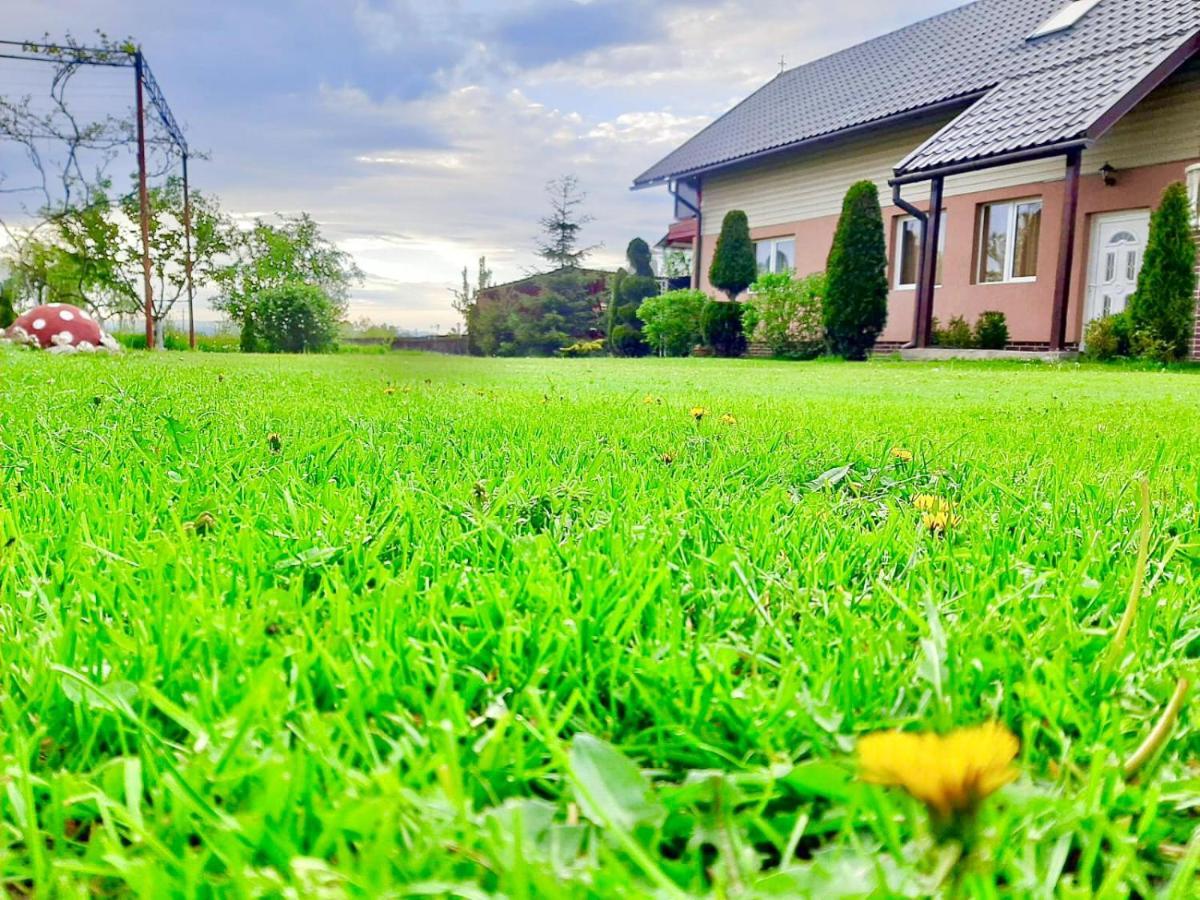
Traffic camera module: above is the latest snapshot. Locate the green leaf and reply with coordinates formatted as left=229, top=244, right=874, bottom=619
left=568, top=734, right=663, bottom=832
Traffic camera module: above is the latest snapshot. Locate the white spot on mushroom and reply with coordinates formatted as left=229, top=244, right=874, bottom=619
left=32, top=319, right=46, bottom=330
left=59, top=310, right=75, bottom=321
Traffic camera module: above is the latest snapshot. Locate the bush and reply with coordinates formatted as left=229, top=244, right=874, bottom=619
left=701, top=300, right=747, bottom=357
left=196, top=333, right=241, bottom=353
left=113, top=330, right=191, bottom=351
left=933, top=316, right=976, bottom=349
left=974, top=311, right=1009, bottom=350
left=241, top=283, right=341, bottom=353
left=637, top=290, right=705, bottom=356
left=1083, top=312, right=1133, bottom=360
left=823, top=181, right=888, bottom=360
left=1129, top=182, right=1198, bottom=359
left=743, top=272, right=825, bottom=359
left=0, top=279, right=16, bottom=329
left=607, top=271, right=657, bottom=357
left=559, top=339, right=605, bottom=358
left=626, top=238, right=654, bottom=278
left=709, top=211, right=757, bottom=301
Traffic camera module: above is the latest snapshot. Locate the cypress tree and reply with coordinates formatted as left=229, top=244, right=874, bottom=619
left=709, top=211, right=756, bottom=300
left=626, top=238, right=654, bottom=278
left=823, top=181, right=888, bottom=360
left=1129, top=182, right=1198, bottom=359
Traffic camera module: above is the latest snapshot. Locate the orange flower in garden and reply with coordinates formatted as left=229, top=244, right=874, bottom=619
left=858, top=723, right=1019, bottom=820
left=690, top=407, right=708, bottom=422
left=891, top=447, right=913, bottom=462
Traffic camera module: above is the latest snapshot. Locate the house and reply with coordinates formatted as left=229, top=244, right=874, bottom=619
left=634, top=0, right=1200, bottom=354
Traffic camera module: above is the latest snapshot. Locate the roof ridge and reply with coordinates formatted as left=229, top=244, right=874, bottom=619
left=633, top=0, right=1016, bottom=186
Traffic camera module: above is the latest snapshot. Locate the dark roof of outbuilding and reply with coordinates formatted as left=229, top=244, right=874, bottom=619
left=633, top=0, right=1200, bottom=187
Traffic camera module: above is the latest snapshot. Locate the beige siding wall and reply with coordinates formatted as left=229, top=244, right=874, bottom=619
left=701, top=57, right=1200, bottom=236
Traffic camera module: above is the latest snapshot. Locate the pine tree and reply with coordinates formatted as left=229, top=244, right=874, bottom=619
left=0, top=279, right=16, bottom=329
left=536, top=176, right=598, bottom=269
left=708, top=211, right=756, bottom=300
left=823, top=181, right=889, bottom=360
left=1129, top=182, right=1198, bottom=359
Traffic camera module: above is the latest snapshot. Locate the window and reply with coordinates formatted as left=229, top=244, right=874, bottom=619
left=894, top=213, right=946, bottom=289
left=1028, top=0, right=1103, bottom=40
left=977, top=199, right=1042, bottom=283
left=755, top=238, right=795, bottom=275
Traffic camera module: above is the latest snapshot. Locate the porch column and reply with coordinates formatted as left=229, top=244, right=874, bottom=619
left=1050, top=149, right=1083, bottom=351
left=915, top=175, right=944, bottom=347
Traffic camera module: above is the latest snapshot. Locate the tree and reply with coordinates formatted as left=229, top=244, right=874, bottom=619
left=5, top=177, right=230, bottom=343
left=240, top=283, right=342, bottom=353
left=626, top=238, right=654, bottom=278
left=708, top=211, right=756, bottom=300
left=212, top=213, right=362, bottom=327
left=450, top=256, right=493, bottom=319
left=536, top=175, right=599, bottom=269
left=823, top=180, right=888, bottom=360
left=1129, top=182, right=1198, bottom=359
left=637, top=290, right=706, bottom=356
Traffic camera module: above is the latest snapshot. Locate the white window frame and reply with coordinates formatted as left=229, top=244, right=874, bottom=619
left=754, top=237, right=796, bottom=276
left=894, top=212, right=946, bottom=291
left=977, top=198, right=1042, bottom=285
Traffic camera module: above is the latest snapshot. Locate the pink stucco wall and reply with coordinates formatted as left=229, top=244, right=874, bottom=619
left=695, top=159, right=1199, bottom=347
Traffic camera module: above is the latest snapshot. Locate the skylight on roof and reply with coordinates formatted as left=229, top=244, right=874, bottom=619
left=1028, top=0, right=1103, bottom=40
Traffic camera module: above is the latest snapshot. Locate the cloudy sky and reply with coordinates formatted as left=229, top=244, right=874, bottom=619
left=3, top=0, right=962, bottom=331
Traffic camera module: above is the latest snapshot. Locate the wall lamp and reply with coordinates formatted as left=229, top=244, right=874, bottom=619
left=1100, top=163, right=1118, bottom=187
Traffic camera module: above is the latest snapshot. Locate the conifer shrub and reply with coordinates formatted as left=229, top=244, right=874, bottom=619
left=823, top=181, right=888, bottom=360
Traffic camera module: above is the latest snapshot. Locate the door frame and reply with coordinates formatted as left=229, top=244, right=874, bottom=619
left=1084, top=209, right=1151, bottom=332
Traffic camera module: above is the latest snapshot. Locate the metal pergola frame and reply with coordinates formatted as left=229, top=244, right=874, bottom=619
left=0, top=39, right=196, bottom=348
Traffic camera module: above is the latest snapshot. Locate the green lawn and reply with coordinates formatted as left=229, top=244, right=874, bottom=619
left=1, top=349, right=1197, bottom=897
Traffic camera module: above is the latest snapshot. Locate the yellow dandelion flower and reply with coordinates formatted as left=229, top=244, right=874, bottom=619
left=643, top=394, right=659, bottom=405
left=384, top=387, right=397, bottom=396
left=661, top=452, right=675, bottom=465
left=720, top=413, right=737, bottom=426
left=858, top=723, right=1019, bottom=820
left=690, top=407, right=708, bottom=422
left=891, top=447, right=914, bottom=462
left=922, top=509, right=962, bottom=534
left=913, top=494, right=940, bottom=512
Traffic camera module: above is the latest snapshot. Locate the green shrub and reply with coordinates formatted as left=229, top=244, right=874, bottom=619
left=709, top=211, right=756, bottom=301
left=113, top=330, right=191, bottom=351
left=933, top=316, right=975, bottom=349
left=1083, top=312, right=1133, bottom=360
left=559, top=339, right=606, bottom=358
left=637, top=290, right=706, bottom=356
left=0, top=279, right=16, bottom=329
left=974, top=311, right=1009, bottom=350
left=1128, top=182, right=1198, bottom=359
left=242, top=283, right=341, bottom=353
left=607, top=272, right=657, bottom=357
left=701, top=300, right=747, bottom=357
left=743, top=272, right=825, bottom=359
left=626, top=238, right=654, bottom=278
left=196, top=333, right=241, bottom=353
left=1130, top=327, right=1173, bottom=363
left=823, top=181, right=888, bottom=360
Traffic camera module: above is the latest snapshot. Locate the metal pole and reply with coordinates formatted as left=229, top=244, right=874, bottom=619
left=1050, top=149, right=1083, bottom=351
left=917, top=176, right=945, bottom=348
left=182, top=152, right=196, bottom=349
left=134, top=50, right=155, bottom=349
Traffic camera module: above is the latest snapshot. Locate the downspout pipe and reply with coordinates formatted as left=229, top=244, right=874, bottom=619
left=892, top=182, right=928, bottom=350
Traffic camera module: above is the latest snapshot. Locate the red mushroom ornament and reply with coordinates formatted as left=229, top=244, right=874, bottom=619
left=4, top=304, right=121, bottom=354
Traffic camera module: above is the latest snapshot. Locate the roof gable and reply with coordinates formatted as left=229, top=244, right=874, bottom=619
left=634, top=0, right=1200, bottom=187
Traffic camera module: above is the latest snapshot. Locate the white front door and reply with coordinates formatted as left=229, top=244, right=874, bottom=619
left=1085, top=211, right=1150, bottom=327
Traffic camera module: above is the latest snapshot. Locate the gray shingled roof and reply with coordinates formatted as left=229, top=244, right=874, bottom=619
left=634, top=0, right=1200, bottom=187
